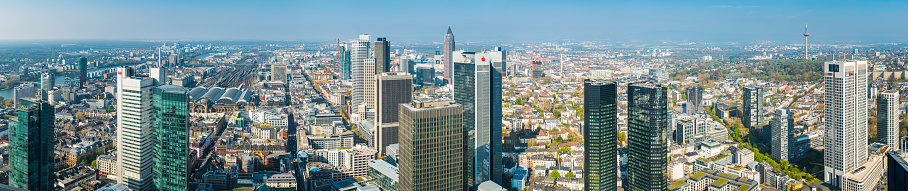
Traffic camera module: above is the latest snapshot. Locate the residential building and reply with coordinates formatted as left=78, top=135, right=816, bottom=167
left=742, top=85, right=763, bottom=130
left=771, top=108, right=793, bottom=162
left=685, top=86, right=702, bottom=115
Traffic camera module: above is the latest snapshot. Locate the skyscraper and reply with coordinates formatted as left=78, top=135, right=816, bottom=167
left=374, top=37, right=391, bottom=74
left=117, top=66, right=162, bottom=191
left=8, top=98, right=55, bottom=191
left=351, top=34, right=374, bottom=123
left=339, top=43, right=352, bottom=80
left=742, top=85, right=763, bottom=130
left=375, top=72, right=413, bottom=156
left=823, top=60, right=869, bottom=186
left=79, top=57, right=87, bottom=89
left=272, top=64, right=287, bottom=83
left=40, top=72, right=54, bottom=100
left=443, top=27, right=455, bottom=82
left=685, top=86, right=702, bottom=115
left=398, top=99, right=464, bottom=191
left=583, top=79, right=618, bottom=191
left=626, top=82, right=669, bottom=191
left=771, top=108, right=793, bottom=162
left=878, top=90, right=899, bottom=150
left=452, top=48, right=506, bottom=188
left=531, top=60, right=544, bottom=78
left=152, top=85, right=190, bottom=191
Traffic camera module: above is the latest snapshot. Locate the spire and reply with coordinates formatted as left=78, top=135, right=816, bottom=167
left=447, top=26, right=453, bottom=34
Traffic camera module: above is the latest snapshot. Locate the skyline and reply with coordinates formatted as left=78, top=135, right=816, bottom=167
left=0, top=0, right=906, bottom=42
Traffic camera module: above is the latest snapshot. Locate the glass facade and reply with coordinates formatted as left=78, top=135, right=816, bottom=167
left=626, top=82, right=669, bottom=191
left=742, top=86, right=762, bottom=129
left=453, top=50, right=505, bottom=189
left=153, top=85, right=190, bottom=191
left=583, top=80, right=618, bottom=191
left=9, top=99, right=55, bottom=191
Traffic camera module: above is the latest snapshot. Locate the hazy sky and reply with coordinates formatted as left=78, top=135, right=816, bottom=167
left=1, top=0, right=906, bottom=42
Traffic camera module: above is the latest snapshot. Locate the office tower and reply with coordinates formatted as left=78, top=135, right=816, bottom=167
left=150, top=66, right=166, bottom=85
left=8, top=99, right=55, bottom=190
left=79, top=57, right=87, bottom=89
left=742, top=85, right=763, bottom=130
left=152, top=85, right=190, bottom=191
left=771, top=108, right=793, bottom=162
left=398, top=57, right=412, bottom=74
left=452, top=48, right=506, bottom=188
left=531, top=60, right=544, bottom=78
left=351, top=34, right=374, bottom=123
left=13, top=83, right=35, bottom=107
left=889, top=149, right=908, bottom=191
left=375, top=72, right=413, bottom=156
left=583, top=79, right=618, bottom=191
left=685, top=86, right=702, bottom=115
left=626, top=82, right=669, bottom=191
left=375, top=37, right=391, bottom=74
left=339, top=44, right=352, bottom=80
left=443, top=26, right=455, bottom=82
left=398, top=99, right=464, bottom=191
left=879, top=90, right=900, bottom=150
left=823, top=60, right=869, bottom=186
left=272, top=64, right=287, bottom=83
left=40, top=72, right=54, bottom=98
left=416, top=66, right=435, bottom=86
left=116, top=66, right=162, bottom=191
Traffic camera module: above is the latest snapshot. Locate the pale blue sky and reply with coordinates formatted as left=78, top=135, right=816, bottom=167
left=0, top=0, right=905, bottom=42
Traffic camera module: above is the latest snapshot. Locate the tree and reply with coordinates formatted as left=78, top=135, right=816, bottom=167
left=91, top=160, right=97, bottom=167
left=564, top=172, right=575, bottom=178
left=107, top=105, right=115, bottom=113
left=515, top=98, right=524, bottom=105
left=549, top=170, right=561, bottom=178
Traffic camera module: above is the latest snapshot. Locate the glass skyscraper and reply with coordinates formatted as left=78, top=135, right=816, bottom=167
left=452, top=48, right=506, bottom=189
left=742, top=85, right=763, bottom=130
left=152, top=85, right=190, bottom=191
left=583, top=79, right=618, bottom=191
left=339, top=44, right=351, bottom=80
left=626, top=82, right=669, bottom=191
left=9, top=98, right=55, bottom=191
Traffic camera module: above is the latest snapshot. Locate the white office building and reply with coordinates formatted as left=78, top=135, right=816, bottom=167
left=823, top=60, right=869, bottom=187
left=115, top=67, right=164, bottom=191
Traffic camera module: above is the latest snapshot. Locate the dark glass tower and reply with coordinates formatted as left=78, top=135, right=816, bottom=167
left=79, top=57, right=87, bottom=89
left=375, top=37, right=391, bottom=74
left=452, top=49, right=505, bottom=189
left=398, top=99, right=464, bottom=191
left=626, top=82, right=669, bottom=191
left=152, top=85, right=190, bottom=191
left=583, top=79, right=618, bottom=191
left=9, top=98, right=55, bottom=190
left=742, top=85, right=763, bottom=130
left=685, top=86, right=702, bottom=115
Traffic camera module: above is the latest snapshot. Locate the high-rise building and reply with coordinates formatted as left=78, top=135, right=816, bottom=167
left=271, top=64, right=287, bottom=83
left=531, top=60, right=544, bottom=78
left=40, top=72, right=54, bottom=100
left=8, top=98, right=55, bottom=190
left=742, top=85, right=763, bottom=130
left=398, top=99, right=464, bottom=191
left=443, top=27, right=455, bottom=82
left=116, top=66, right=162, bottom=191
left=398, top=56, right=413, bottom=74
left=375, top=37, right=391, bottom=74
left=79, top=57, right=87, bottom=89
left=152, top=85, right=190, bottom=191
left=685, top=86, right=702, bottom=115
left=452, top=48, right=506, bottom=188
left=339, top=44, right=352, bottom=80
left=416, top=65, right=435, bottom=86
left=823, top=60, right=869, bottom=186
left=878, top=90, right=900, bottom=150
left=889, top=149, right=908, bottom=191
left=13, top=83, right=36, bottom=107
left=375, top=72, right=412, bottom=156
left=351, top=34, right=375, bottom=123
left=771, top=108, right=793, bottom=162
left=583, top=79, right=618, bottom=191
left=626, top=82, right=669, bottom=191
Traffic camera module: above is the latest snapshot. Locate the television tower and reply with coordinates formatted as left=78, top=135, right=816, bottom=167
left=804, top=22, right=810, bottom=60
